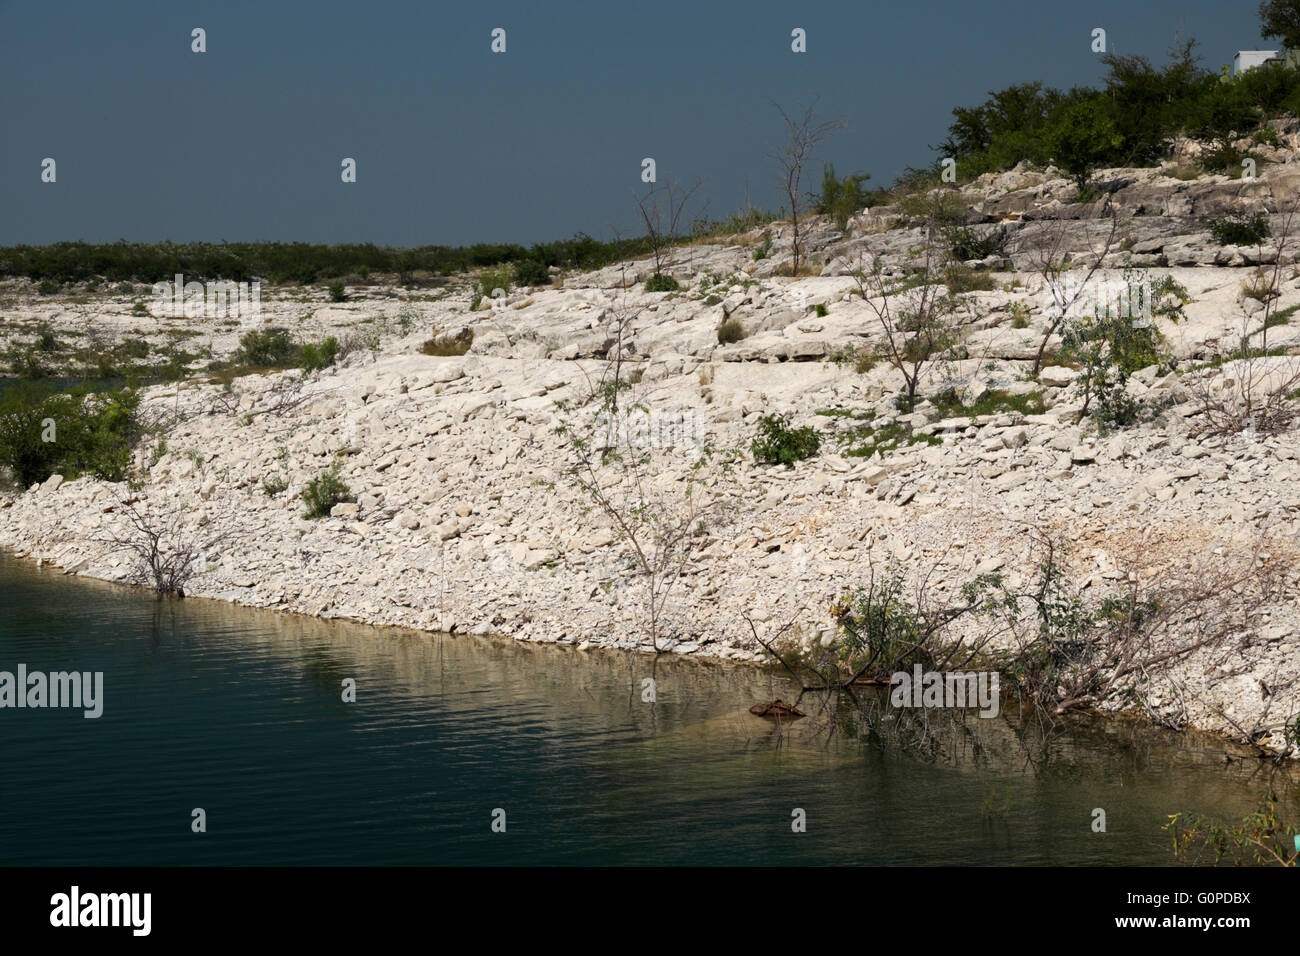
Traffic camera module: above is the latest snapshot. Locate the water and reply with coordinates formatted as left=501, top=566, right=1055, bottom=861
left=0, top=550, right=1293, bottom=866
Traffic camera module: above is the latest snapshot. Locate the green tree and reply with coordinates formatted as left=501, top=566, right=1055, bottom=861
left=1045, top=98, right=1124, bottom=191
left=1260, top=0, right=1300, bottom=48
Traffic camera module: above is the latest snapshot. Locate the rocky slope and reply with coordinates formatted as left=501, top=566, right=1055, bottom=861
left=3, top=149, right=1300, bottom=753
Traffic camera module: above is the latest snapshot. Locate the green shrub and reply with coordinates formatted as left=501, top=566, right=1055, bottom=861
left=945, top=225, right=1007, bottom=262
left=815, top=303, right=829, bottom=317
left=1206, top=211, right=1271, bottom=246
left=0, top=384, right=141, bottom=487
left=327, top=281, right=347, bottom=302
left=262, top=474, right=288, bottom=497
left=818, top=163, right=872, bottom=231
left=301, top=464, right=352, bottom=519
left=1198, top=141, right=1251, bottom=176
left=35, top=325, right=59, bottom=352
left=716, top=317, right=747, bottom=344
left=36, top=278, right=60, bottom=295
left=751, top=413, right=821, bottom=465
left=115, top=338, right=150, bottom=360
left=479, top=267, right=512, bottom=299
left=752, top=231, right=773, bottom=261
left=645, top=273, right=679, bottom=292
left=829, top=566, right=930, bottom=677
left=512, top=258, right=550, bottom=287
left=299, top=336, right=340, bottom=372
left=1252, top=125, right=1280, bottom=146
left=232, top=328, right=296, bottom=367
left=419, top=329, right=474, bottom=356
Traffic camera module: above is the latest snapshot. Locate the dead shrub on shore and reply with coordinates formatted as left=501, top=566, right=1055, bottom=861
left=100, top=495, right=236, bottom=598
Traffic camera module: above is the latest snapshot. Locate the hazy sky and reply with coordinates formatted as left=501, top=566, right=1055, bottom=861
left=0, top=0, right=1269, bottom=247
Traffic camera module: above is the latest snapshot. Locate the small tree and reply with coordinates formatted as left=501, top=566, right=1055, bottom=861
left=636, top=180, right=702, bottom=290
left=1024, top=210, right=1120, bottom=376
left=847, top=192, right=968, bottom=412
left=553, top=269, right=741, bottom=651
left=1045, top=98, right=1124, bottom=193
left=771, top=102, right=844, bottom=276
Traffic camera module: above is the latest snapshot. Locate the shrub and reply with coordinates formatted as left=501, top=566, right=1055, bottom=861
left=1206, top=211, right=1271, bottom=246
left=1252, top=125, right=1280, bottom=146
left=818, top=163, right=872, bottom=231
left=751, top=413, right=821, bottom=465
left=716, top=317, right=747, bottom=344
left=830, top=566, right=930, bottom=676
left=34, top=324, right=59, bottom=352
left=1198, top=141, right=1251, bottom=176
left=943, top=264, right=997, bottom=293
left=36, top=278, right=60, bottom=295
left=0, top=384, right=141, bottom=487
left=115, top=338, right=150, bottom=360
left=299, top=336, right=340, bottom=372
left=815, top=303, right=829, bottom=317
left=261, top=474, right=288, bottom=497
left=301, top=464, right=352, bottom=519
left=945, top=225, right=1007, bottom=262
left=645, top=273, right=680, bottom=292
left=327, top=281, right=347, bottom=302
left=512, top=258, right=550, bottom=287
left=752, top=231, right=773, bottom=260
left=232, top=328, right=296, bottom=367
left=419, top=328, right=474, bottom=356
left=479, top=267, right=512, bottom=299
left=1043, top=97, right=1123, bottom=190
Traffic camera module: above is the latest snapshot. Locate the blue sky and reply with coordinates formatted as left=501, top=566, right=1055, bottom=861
left=0, top=0, right=1269, bottom=247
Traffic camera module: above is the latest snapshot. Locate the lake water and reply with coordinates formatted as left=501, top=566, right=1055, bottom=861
left=0, top=550, right=1293, bottom=866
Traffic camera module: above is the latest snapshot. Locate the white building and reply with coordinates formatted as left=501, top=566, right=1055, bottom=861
left=1234, top=50, right=1282, bottom=74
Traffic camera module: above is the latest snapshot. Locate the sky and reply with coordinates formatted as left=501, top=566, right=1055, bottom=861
left=0, top=0, right=1273, bottom=248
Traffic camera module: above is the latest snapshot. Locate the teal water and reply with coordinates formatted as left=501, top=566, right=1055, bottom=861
left=0, top=550, right=1293, bottom=865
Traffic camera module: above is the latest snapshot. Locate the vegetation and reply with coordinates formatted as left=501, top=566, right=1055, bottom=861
left=0, top=384, right=142, bottom=487
left=716, top=317, right=747, bottom=344
left=644, top=273, right=680, bottom=293
left=772, top=102, right=844, bottom=276
left=301, top=464, right=352, bottom=519
left=818, top=163, right=871, bottom=231
left=1206, top=211, right=1272, bottom=246
left=750, top=413, right=821, bottom=465
left=0, top=235, right=667, bottom=286
left=299, top=336, right=340, bottom=372
left=419, top=329, right=474, bottom=356
left=938, top=34, right=1300, bottom=186
left=1166, top=789, right=1299, bottom=866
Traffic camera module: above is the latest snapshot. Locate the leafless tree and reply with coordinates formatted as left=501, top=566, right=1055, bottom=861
left=771, top=101, right=843, bottom=276
left=636, top=180, right=703, bottom=283
left=1023, top=210, right=1120, bottom=376
left=845, top=194, right=972, bottom=412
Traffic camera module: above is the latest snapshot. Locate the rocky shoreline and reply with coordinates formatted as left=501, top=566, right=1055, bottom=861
left=4, top=152, right=1300, bottom=753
